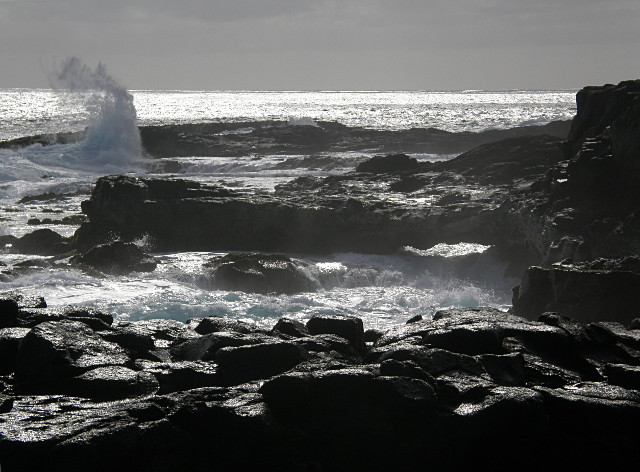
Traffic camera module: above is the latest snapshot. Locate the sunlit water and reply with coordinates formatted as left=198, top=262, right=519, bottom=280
left=0, top=86, right=575, bottom=330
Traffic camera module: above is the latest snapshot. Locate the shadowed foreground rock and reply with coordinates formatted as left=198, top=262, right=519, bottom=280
left=2, top=294, right=640, bottom=471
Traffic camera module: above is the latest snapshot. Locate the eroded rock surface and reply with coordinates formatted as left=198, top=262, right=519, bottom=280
left=1, top=294, right=640, bottom=470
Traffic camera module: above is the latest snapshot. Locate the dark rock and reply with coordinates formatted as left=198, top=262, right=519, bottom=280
left=363, top=328, right=383, bottom=343
left=16, top=306, right=113, bottom=330
left=293, top=334, right=361, bottom=364
left=0, top=327, right=30, bottom=374
left=199, top=252, right=317, bottom=295
left=216, top=341, right=305, bottom=384
left=0, top=394, right=13, bottom=413
left=477, top=353, right=526, bottom=386
left=170, top=331, right=264, bottom=361
left=271, top=317, right=309, bottom=338
left=15, top=320, right=130, bottom=390
left=113, top=319, right=199, bottom=349
left=136, top=120, right=570, bottom=159
left=406, top=314, right=423, bottom=324
left=194, top=316, right=254, bottom=335
left=0, top=298, right=19, bottom=328
left=135, top=360, right=220, bottom=393
left=62, top=366, right=159, bottom=401
left=101, top=327, right=156, bottom=355
left=71, top=241, right=158, bottom=274
left=513, top=264, right=640, bottom=324
left=379, top=358, right=437, bottom=384
left=0, top=291, right=47, bottom=309
left=306, top=314, right=365, bottom=352
left=355, top=153, right=419, bottom=173
left=13, top=228, right=69, bottom=255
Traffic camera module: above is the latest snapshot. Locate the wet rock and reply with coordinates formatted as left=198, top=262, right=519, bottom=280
left=12, top=228, right=69, bottom=255
left=0, top=327, right=30, bottom=374
left=0, top=298, right=19, bottom=328
left=194, top=316, right=255, bottom=335
left=605, top=363, right=640, bottom=390
left=113, top=319, right=199, bottom=349
left=200, top=253, right=317, bottom=295
left=0, top=394, right=13, bottom=413
left=513, top=264, right=640, bottom=324
left=216, top=341, right=305, bottom=384
left=306, top=314, right=365, bottom=352
left=135, top=360, right=220, bottom=393
left=16, top=306, right=113, bottom=330
left=355, top=153, right=419, bottom=173
left=170, top=331, right=265, bottom=361
left=71, top=241, right=158, bottom=274
left=477, top=353, right=526, bottom=386
left=363, top=328, right=384, bottom=343
left=15, top=320, right=130, bottom=391
left=271, top=317, right=309, bottom=338
left=62, top=366, right=159, bottom=401
left=0, top=291, right=47, bottom=309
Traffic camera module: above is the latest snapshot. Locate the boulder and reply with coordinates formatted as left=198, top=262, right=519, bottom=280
left=512, top=264, right=640, bottom=324
left=62, top=366, right=159, bottom=401
left=271, top=317, right=310, bottom=338
left=13, top=228, right=69, bottom=255
left=355, top=153, right=419, bottom=173
left=200, top=253, right=317, bottom=295
left=215, top=341, right=305, bottom=384
left=15, top=320, right=130, bottom=390
left=71, top=241, right=158, bottom=274
left=170, top=331, right=265, bottom=361
left=0, top=298, right=19, bottom=328
left=194, top=316, right=254, bottom=335
left=0, top=327, right=30, bottom=374
left=135, top=359, right=220, bottom=393
left=16, top=306, right=113, bottom=329
left=306, top=314, right=365, bottom=352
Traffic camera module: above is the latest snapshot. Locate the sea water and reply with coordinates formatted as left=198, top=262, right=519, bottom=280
left=0, top=67, right=577, bottom=331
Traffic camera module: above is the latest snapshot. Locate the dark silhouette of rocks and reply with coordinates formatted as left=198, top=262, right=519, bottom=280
left=1, top=294, right=640, bottom=470
left=2, top=81, right=639, bottom=470
left=70, top=240, right=158, bottom=275
left=355, top=153, right=419, bottom=173
left=198, top=252, right=317, bottom=294
left=137, top=119, right=571, bottom=158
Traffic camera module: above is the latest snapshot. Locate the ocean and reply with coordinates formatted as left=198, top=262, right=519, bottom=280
left=0, top=85, right=577, bottom=331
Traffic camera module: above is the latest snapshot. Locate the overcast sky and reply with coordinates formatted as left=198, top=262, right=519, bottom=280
left=1, top=0, right=639, bottom=90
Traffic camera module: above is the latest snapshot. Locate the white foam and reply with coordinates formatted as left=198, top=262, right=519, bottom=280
left=287, top=117, right=319, bottom=127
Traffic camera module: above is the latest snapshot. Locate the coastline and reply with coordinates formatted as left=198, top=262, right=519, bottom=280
left=0, top=79, right=639, bottom=469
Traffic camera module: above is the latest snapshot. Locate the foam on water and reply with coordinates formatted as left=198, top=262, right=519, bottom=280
left=1, top=250, right=512, bottom=330
left=0, top=78, right=561, bottom=328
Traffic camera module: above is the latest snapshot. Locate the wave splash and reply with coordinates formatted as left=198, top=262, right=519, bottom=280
left=48, top=57, right=145, bottom=171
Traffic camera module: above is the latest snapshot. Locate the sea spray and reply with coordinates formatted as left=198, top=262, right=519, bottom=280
left=50, top=57, right=145, bottom=170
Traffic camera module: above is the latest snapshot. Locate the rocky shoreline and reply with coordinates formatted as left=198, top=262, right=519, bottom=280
left=2, top=293, right=640, bottom=470
left=1, top=80, right=640, bottom=469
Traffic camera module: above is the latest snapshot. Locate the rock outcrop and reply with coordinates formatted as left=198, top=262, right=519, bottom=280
left=198, top=252, right=317, bottom=294
left=70, top=241, right=158, bottom=274
left=2, top=294, right=640, bottom=470
left=73, top=133, right=566, bottom=256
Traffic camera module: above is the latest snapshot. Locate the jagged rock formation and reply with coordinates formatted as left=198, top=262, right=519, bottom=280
left=508, top=80, right=640, bottom=320
left=73, top=134, right=566, bottom=256
left=2, top=294, right=640, bottom=470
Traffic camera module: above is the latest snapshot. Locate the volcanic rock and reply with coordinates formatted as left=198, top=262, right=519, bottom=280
left=13, top=228, right=69, bottom=255
left=15, top=320, right=129, bottom=391
left=71, top=241, right=158, bottom=274
left=199, top=252, right=317, bottom=294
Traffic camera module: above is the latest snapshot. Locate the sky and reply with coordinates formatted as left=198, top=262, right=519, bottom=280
left=0, top=0, right=639, bottom=91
